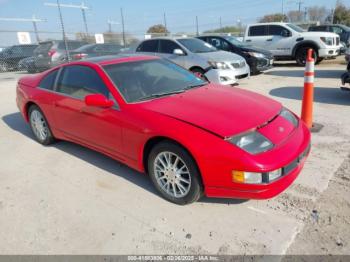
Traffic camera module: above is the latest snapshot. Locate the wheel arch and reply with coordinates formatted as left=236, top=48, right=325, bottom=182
left=141, top=136, right=204, bottom=186
left=23, top=101, right=38, bottom=122
left=292, top=40, right=320, bottom=58
left=189, top=66, right=206, bottom=72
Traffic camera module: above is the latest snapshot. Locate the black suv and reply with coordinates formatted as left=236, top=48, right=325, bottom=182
left=0, top=44, right=38, bottom=72
left=197, top=35, right=274, bottom=74
left=309, top=24, right=350, bottom=52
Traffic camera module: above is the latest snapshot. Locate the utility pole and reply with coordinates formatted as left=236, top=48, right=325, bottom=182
left=195, top=16, right=199, bottom=36
left=163, top=12, right=167, bottom=36
left=44, top=1, right=90, bottom=35
left=107, top=19, right=119, bottom=33
left=282, top=0, right=284, bottom=18
left=120, top=8, right=126, bottom=48
left=219, top=16, right=222, bottom=32
left=56, top=0, right=70, bottom=61
left=0, top=15, right=46, bottom=43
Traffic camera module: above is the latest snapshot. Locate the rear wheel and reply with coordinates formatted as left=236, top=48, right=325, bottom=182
left=296, top=47, right=318, bottom=66
left=148, top=141, right=203, bottom=205
left=28, top=105, right=56, bottom=145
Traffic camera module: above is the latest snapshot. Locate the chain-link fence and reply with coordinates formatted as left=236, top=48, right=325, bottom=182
left=0, top=29, right=244, bottom=74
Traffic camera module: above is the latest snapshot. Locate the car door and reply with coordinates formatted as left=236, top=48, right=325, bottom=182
left=136, top=39, right=159, bottom=56
left=158, top=39, right=186, bottom=67
left=51, top=65, right=123, bottom=156
left=266, top=25, right=292, bottom=56
left=244, top=25, right=268, bottom=49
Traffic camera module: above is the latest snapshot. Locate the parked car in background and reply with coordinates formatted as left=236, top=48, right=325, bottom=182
left=134, top=37, right=250, bottom=85
left=244, top=22, right=341, bottom=66
left=0, top=44, right=38, bottom=72
left=308, top=24, right=350, bottom=51
left=33, top=40, right=88, bottom=71
left=197, top=35, right=274, bottom=75
left=70, top=43, right=123, bottom=60
left=16, top=54, right=311, bottom=204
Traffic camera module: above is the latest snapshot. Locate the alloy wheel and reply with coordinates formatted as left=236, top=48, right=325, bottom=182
left=30, top=110, right=48, bottom=141
left=153, top=151, right=191, bottom=198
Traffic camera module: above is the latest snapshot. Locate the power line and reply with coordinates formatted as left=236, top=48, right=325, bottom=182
left=44, top=1, right=89, bottom=35
left=0, top=15, right=46, bottom=42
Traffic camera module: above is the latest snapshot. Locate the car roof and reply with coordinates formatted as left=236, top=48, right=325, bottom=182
left=83, top=54, right=159, bottom=66
left=248, top=22, right=287, bottom=26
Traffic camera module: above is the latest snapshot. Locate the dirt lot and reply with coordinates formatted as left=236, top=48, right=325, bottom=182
left=0, top=57, right=349, bottom=255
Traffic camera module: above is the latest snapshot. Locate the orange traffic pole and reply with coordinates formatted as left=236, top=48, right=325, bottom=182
left=301, top=49, right=315, bottom=129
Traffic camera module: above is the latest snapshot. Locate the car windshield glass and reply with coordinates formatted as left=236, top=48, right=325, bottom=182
left=103, top=59, right=207, bottom=103
left=286, top=23, right=305, bottom=32
left=177, top=38, right=217, bottom=53
left=223, top=36, right=246, bottom=47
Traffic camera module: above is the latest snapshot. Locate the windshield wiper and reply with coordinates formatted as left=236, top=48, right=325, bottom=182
left=184, top=83, right=208, bottom=90
left=136, top=90, right=185, bottom=101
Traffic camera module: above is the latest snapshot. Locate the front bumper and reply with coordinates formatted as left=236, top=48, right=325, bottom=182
left=201, top=120, right=311, bottom=200
left=318, top=47, right=340, bottom=58
left=205, top=144, right=310, bottom=199
left=205, top=66, right=250, bottom=85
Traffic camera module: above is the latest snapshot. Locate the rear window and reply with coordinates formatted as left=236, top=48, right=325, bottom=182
left=249, top=26, right=268, bottom=36
left=39, top=69, right=58, bottom=90
left=35, top=42, right=53, bottom=53
left=58, top=41, right=87, bottom=50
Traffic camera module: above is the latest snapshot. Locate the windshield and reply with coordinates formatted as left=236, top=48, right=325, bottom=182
left=177, top=38, right=217, bottom=53
left=223, top=36, right=246, bottom=47
left=103, top=59, right=207, bottom=103
left=286, top=23, right=305, bottom=33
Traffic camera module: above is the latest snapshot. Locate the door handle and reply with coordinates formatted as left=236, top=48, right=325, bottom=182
left=266, top=39, right=273, bottom=42
left=246, top=40, right=252, bottom=42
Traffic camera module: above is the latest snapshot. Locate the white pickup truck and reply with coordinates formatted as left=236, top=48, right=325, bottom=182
left=244, top=22, right=341, bottom=65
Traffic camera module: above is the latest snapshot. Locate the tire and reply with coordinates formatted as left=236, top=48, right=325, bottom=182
left=148, top=141, right=203, bottom=205
left=295, top=47, right=318, bottom=66
left=190, top=67, right=209, bottom=81
left=28, top=105, right=56, bottom=145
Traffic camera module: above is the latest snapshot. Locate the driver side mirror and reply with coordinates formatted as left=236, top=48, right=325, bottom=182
left=281, top=30, right=290, bottom=37
left=173, top=49, right=185, bottom=56
left=84, top=94, right=114, bottom=108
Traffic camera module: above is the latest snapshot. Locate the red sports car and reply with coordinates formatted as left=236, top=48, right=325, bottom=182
left=16, top=55, right=311, bottom=205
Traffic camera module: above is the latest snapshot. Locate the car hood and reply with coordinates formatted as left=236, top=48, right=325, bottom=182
left=140, top=84, right=282, bottom=137
left=299, top=31, right=339, bottom=38
left=197, top=50, right=244, bottom=62
left=239, top=46, right=273, bottom=57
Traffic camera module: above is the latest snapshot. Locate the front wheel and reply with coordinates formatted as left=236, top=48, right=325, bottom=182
left=296, top=47, right=318, bottom=66
left=148, top=141, right=203, bottom=205
left=28, top=105, right=56, bottom=145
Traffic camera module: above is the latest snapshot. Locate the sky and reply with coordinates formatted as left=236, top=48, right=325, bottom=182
left=0, top=0, right=349, bottom=45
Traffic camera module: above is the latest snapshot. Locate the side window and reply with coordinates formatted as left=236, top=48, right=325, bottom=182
left=248, top=26, right=268, bottom=36
left=268, top=25, right=287, bottom=36
left=209, top=38, right=222, bottom=49
left=136, top=40, right=159, bottom=52
left=39, top=69, right=59, bottom=90
left=159, top=40, right=182, bottom=54
left=56, top=65, right=110, bottom=100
